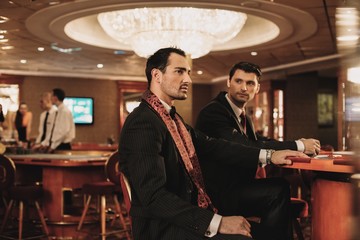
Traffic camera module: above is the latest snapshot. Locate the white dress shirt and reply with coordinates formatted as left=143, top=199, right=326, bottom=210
left=49, top=103, right=75, bottom=149
left=35, top=105, right=57, bottom=146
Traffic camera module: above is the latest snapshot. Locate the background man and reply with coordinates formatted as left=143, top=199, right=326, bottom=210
left=196, top=61, right=320, bottom=179
left=32, top=92, right=57, bottom=151
left=49, top=88, right=75, bottom=151
left=195, top=61, right=321, bottom=238
left=118, top=48, right=308, bottom=240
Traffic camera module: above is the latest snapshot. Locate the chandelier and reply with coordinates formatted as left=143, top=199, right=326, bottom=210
left=97, top=7, right=247, bottom=59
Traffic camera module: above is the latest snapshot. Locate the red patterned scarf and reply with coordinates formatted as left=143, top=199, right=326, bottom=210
left=143, top=90, right=217, bottom=212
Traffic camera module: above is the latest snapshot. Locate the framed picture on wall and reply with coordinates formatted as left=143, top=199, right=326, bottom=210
left=317, top=93, right=334, bottom=127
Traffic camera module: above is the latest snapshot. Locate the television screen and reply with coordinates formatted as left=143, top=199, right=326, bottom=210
left=64, top=97, right=94, bottom=125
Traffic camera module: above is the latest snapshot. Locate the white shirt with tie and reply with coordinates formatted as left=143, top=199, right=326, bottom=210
left=49, top=103, right=75, bottom=150
left=35, top=105, right=57, bottom=146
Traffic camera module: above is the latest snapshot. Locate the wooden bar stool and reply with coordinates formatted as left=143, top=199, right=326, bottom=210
left=0, top=155, right=49, bottom=240
left=77, top=151, right=131, bottom=240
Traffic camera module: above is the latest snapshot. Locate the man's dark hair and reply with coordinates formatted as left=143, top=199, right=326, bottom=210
left=229, top=61, right=262, bottom=80
left=52, top=88, right=66, bottom=102
left=145, top=47, right=186, bottom=86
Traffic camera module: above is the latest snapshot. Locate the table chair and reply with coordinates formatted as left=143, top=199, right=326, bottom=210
left=77, top=151, right=131, bottom=240
left=0, top=154, right=49, bottom=240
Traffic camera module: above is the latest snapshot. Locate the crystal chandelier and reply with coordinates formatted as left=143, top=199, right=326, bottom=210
left=97, top=7, right=247, bottom=59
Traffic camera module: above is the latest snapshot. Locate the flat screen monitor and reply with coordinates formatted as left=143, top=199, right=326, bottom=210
left=64, top=97, right=94, bottom=125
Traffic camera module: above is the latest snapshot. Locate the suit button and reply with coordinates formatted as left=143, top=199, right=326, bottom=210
left=191, top=225, right=199, bottom=230
left=187, top=189, right=192, bottom=193
left=205, top=230, right=211, bottom=236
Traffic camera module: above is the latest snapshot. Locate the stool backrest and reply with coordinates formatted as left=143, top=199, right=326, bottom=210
left=120, top=173, right=132, bottom=216
left=105, top=151, right=121, bottom=185
left=0, top=155, right=16, bottom=190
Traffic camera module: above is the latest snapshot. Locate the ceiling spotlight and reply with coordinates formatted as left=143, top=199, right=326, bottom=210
left=0, top=39, right=8, bottom=43
left=20, top=59, right=27, bottom=64
left=197, top=70, right=203, bottom=75
left=1, top=45, right=14, bottom=50
left=0, top=16, right=9, bottom=24
left=97, top=63, right=104, bottom=68
left=37, top=47, right=45, bottom=51
left=251, top=51, right=258, bottom=56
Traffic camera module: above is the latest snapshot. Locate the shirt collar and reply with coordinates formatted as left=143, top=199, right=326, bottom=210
left=225, top=93, right=244, bottom=118
left=159, top=99, right=172, bottom=113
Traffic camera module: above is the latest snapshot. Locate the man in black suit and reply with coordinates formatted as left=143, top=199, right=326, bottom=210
left=119, top=48, right=308, bottom=240
left=196, top=62, right=320, bottom=156
left=195, top=61, right=320, bottom=237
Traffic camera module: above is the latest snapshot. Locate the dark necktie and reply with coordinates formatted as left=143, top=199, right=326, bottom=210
left=40, top=111, right=49, bottom=141
left=240, top=112, right=246, bottom=134
left=170, top=106, right=176, bottom=119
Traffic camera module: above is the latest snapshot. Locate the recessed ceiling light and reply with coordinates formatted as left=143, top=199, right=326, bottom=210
left=0, top=30, right=7, bottom=34
left=251, top=51, right=258, bottom=56
left=20, top=59, right=27, bottom=64
left=0, top=39, right=8, bottom=43
left=97, top=63, right=104, bottom=68
left=197, top=70, right=203, bottom=75
left=49, top=1, right=60, bottom=5
left=1, top=45, right=14, bottom=50
left=0, top=35, right=4, bottom=39
left=0, top=16, right=9, bottom=24
left=337, top=35, right=359, bottom=41
left=37, top=47, right=45, bottom=51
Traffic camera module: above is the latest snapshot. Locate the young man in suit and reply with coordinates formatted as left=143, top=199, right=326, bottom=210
left=118, top=48, right=309, bottom=240
left=195, top=61, right=321, bottom=237
left=196, top=61, right=320, bottom=156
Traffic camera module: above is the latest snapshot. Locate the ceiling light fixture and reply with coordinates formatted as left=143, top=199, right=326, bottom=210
left=97, top=7, right=247, bottom=59
left=1, top=45, right=13, bottom=50
left=0, top=16, right=9, bottom=24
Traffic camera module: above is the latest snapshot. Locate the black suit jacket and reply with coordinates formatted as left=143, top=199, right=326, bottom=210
left=119, top=100, right=260, bottom=240
left=196, top=92, right=297, bottom=188
left=196, top=92, right=297, bottom=151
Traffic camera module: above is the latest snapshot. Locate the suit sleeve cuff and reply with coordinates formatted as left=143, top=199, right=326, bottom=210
left=205, top=213, right=222, bottom=237
left=295, top=140, right=305, bottom=152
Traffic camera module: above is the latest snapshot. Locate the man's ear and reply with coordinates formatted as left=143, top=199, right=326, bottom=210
left=256, top=83, right=260, bottom=94
left=152, top=69, right=161, bottom=83
left=227, top=78, right=231, bottom=88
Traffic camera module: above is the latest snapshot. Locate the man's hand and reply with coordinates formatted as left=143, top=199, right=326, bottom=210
left=300, top=138, right=321, bottom=155
left=218, top=216, right=252, bottom=238
left=271, top=150, right=310, bottom=165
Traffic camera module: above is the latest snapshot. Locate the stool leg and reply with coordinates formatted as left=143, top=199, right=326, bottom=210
left=18, top=201, right=23, bottom=240
left=0, top=199, right=14, bottom=234
left=34, top=201, right=50, bottom=238
left=113, top=195, right=131, bottom=240
left=100, top=195, right=106, bottom=240
left=77, top=195, right=92, bottom=231
left=293, top=218, right=304, bottom=240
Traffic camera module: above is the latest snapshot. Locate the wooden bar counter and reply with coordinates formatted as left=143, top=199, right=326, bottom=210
left=284, top=152, right=355, bottom=240
left=6, top=152, right=111, bottom=239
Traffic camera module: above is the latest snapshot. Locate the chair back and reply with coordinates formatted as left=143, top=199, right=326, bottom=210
left=0, top=155, right=16, bottom=190
left=120, top=173, right=132, bottom=218
left=105, top=151, right=121, bottom=185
